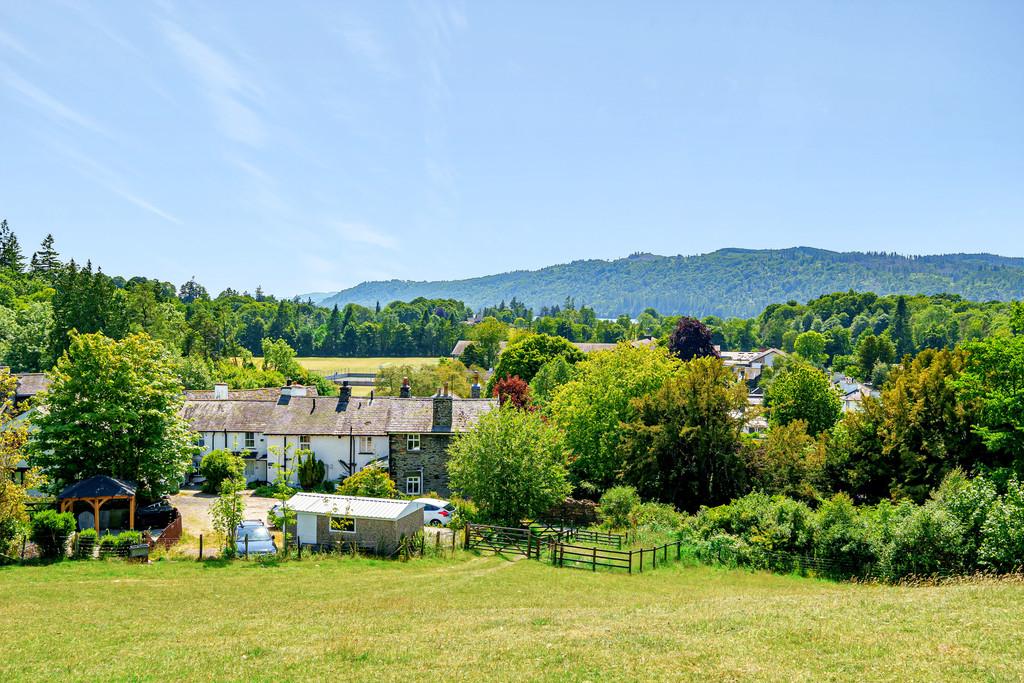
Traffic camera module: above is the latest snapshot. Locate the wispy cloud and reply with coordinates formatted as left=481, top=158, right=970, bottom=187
left=333, top=222, right=397, bottom=249
left=1, top=68, right=107, bottom=135
left=50, top=142, right=182, bottom=225
left=0, top=27, right=38, bottom=62
left=161, top=21, right=266, bottom=146
left=335, top=17, right=397, bottom=77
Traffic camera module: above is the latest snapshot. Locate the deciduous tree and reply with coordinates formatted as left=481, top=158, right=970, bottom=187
left=30, top=332, right=197, bottom=499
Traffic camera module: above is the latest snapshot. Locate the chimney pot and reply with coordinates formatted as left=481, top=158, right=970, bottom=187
left=399, top=377, right=411, bottom=399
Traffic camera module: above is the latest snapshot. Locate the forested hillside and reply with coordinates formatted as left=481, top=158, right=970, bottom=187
left=316, top=248, right=1024, bottom=318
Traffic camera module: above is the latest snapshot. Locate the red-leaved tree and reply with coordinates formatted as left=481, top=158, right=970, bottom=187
left=492, top=375, right=534, bottom=410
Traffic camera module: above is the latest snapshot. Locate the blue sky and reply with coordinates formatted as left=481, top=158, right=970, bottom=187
left=1, top=1, right=1022, bottom=298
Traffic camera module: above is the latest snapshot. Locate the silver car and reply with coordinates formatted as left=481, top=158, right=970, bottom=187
left=236, top=521, right=277, bottom=556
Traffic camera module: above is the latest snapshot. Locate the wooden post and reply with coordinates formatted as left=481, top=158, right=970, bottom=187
left=653, top=546, right=657, bottom=569
left=245, top=535, right=249, bottom=559
left=464, top=524, right=470, bottom=550
left=199, top=534, right=203, bottom=560
left=628, top=550, right=632, bottom=575
left=298, top=537, right=302, bottom=558
left=92, top=499, right=102, bottom=534
left=592, top=546, right=597, bottom=572
left=129, top=496, right=135, bottom=530
left=639, top=548, right=643, bottom=573
left=677, top=540, right=681, bottom=561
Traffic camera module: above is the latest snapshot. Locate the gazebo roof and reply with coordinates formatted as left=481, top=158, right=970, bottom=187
left=58, top=475, right=137, bottom=500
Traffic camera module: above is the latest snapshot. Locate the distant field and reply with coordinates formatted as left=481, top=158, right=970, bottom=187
left=253, top=356, right=442, bottom=375
left=2, top=557, right=1023, bottom=681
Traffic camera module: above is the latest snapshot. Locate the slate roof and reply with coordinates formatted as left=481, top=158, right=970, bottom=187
left=59, top=475, right=136, bottom=500
left=14, top=373, right=50, bottom=400
left=263, top=395, right=496, bottom=436
left=184, top=386, right=318, bottom=401
left=180, top=399, right=277, bottom=432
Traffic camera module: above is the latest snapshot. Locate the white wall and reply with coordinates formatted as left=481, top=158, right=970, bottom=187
left=265, top=433, right=389, bottom=485
left=296, top=511, right=317, bottom=545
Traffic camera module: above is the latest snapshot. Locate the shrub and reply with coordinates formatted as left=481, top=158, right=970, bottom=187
left=978, top=478, right=1024, bottom=573
left=98, top=533, right=118, bottom=549
left=629, top=501, right=686, bottom=532
left=30, top=510, right=76, bottom=559
left=447, top=496, right=479, bottom=532
left=337, top=465, right=398, bottom=498
left=598, top=486, right=641, bottom=529
left=199, top=449, right=245, bottom=494
left=878, top=502, right=963, bottom=580
left=252, top=481, right=296, bottom=499
left=813, top=493, right=875, bottom=577
left=296, top=451, right=326, bottom=490
left=114, top=531, right=144, bottom=549
left=75, top=528, right=98, bottom=559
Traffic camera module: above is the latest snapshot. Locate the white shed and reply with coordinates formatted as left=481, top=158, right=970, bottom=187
left=286, top=493, right=424, bottom=555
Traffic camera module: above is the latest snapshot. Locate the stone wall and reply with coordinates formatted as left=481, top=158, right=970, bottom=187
left=389, top=433, right=453, bottom=497
left=313, top=513, right=420, bottom=555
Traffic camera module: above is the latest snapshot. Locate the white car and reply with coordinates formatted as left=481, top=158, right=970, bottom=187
left=414, top=498, right=456, bottom=527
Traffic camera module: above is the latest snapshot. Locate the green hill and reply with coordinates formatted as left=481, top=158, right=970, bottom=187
left=317, top=247, right=1024, bottom=318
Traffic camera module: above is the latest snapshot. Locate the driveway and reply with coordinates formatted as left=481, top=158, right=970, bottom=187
left=170, top=488, right=278, bottom=536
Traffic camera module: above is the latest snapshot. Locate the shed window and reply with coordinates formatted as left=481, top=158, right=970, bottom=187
left=358, top=436, right=374, bottom=454
left=329, top=516, right=355, bottom=533
left=406, top=476, right=421, bottom=495
left=407, top=434, right=420, bottom=451
left=244, top=432, right=256, bottom=450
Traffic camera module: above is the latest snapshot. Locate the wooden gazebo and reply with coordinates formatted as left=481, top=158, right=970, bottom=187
left=58, top=476, right=137, bottom=533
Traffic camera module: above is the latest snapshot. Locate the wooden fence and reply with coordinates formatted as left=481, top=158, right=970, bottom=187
left=465, top=524, right=545, bottom=559
left=549, top=539, right=686, bottom=574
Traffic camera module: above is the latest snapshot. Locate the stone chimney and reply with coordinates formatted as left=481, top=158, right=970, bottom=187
left=338, top=381, right=352, bottom=403
left=432, top=383, right=453, bottom=431
left=470, top=373, right=481, bottom=399
left=400, top=377, right=411, bottom=399
left=213, top=383, right=229, bottom=400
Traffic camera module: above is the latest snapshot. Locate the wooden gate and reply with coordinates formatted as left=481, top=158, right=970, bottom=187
left=464, top=524, right=540, bottom=558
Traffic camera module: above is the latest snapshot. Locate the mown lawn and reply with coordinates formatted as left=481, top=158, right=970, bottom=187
left=2, top=555, right=1022, bottom=682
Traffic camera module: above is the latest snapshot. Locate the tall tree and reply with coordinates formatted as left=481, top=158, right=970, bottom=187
left=488, top=333, right=584, bottom=391
left=619, top=357, right=748, bottom=511
left=889, top=295, right=913, bottom=358
left=549, top=344, right=681, bottom=490
left=0, top=220, right=25, bottom=273
left=30, top=332, right=197, bottom=499
left=29, top=233, right=61, bottom=277
left=667, top=316, right=719, bottom=361
left=0, top=370, right=35, bottom=554
left=448, top=405, right=570, bottom=525
left=764, top=364, right=842, bottom=436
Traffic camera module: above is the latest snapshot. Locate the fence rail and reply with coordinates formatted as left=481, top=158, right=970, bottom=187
left=465, top=524, right=543, bottom=558
left=549, top=539, right=686, bottom=573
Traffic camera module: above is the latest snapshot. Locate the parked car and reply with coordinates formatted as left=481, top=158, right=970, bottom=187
left=235, top=520, right=277, bottom=556
left=414, top=498, right=456, bottom=527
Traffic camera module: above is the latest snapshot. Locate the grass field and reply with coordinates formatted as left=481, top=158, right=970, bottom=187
left=265, top=356, right=442, bottom=375
left=2, top=555, right=1023, bottom=682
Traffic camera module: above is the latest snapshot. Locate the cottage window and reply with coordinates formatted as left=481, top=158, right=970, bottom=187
left=329, top=516, right=355, bottom=533
left=406, top=476, right=421, bottom=495
left=299, top=435, right=311, bottom=451
left=197, top=433, right=206, bottom=449
left=244, top=432, right=256, bottom=450
left=358, top=436, right=374, bottom=454
left=407, top=434, right=421, bottom=451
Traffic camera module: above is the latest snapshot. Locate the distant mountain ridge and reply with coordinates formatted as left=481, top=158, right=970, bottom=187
left=308, top=247, right=1024, bottom=318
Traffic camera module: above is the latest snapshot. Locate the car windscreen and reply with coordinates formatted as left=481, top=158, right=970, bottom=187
left=238, top=527, right=272, bottom=541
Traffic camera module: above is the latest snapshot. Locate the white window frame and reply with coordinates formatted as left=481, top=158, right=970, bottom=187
left=358, top=436, right=374, bottom=454
left=244, top=432, right=256, bottom=450
left=329, top=516, right=356, bottom=534
left=299, top=434, right=311, bottom=451
left=406, top=434, right=421, bottom=452
left=406, top=476, right=421, bottom=495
